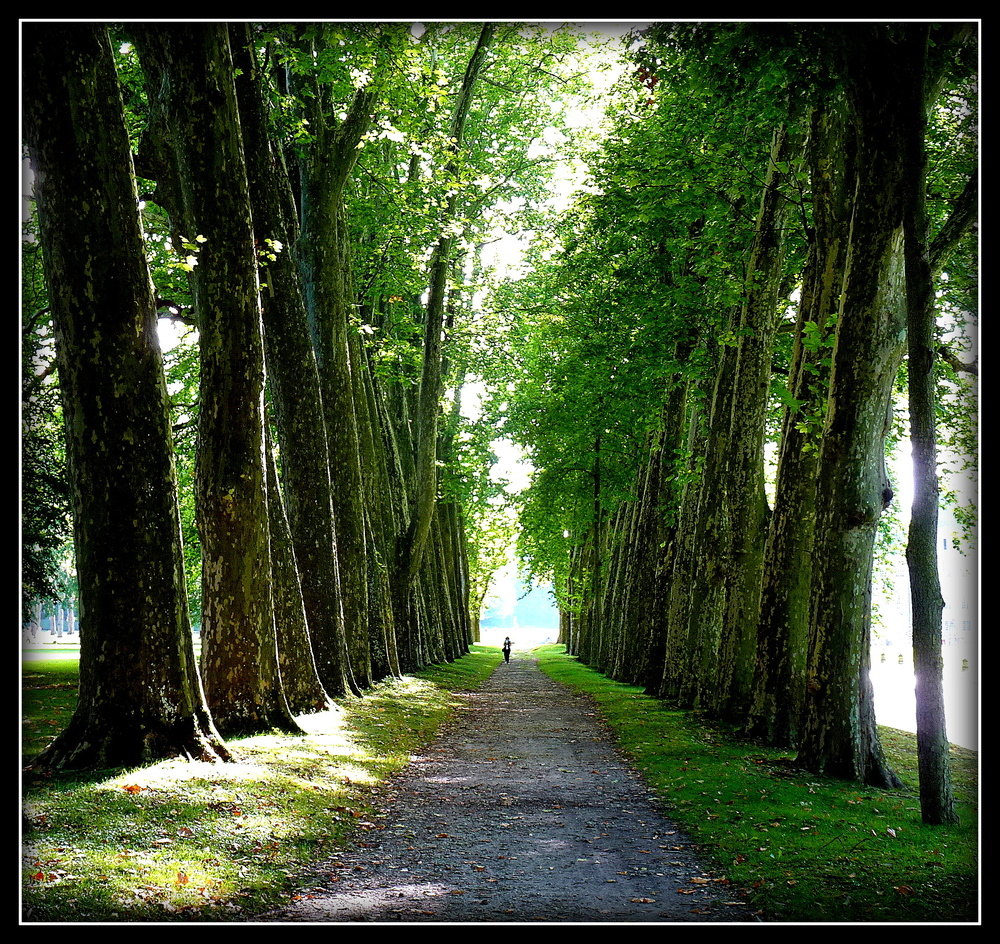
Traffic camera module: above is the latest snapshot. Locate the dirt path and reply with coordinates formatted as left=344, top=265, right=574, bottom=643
left=267, top=654, right=757, bottom=923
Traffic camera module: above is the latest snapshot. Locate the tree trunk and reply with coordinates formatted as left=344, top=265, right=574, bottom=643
left=290, top=27, right=399, bottom=691
left=264, top=424, right=331, bottom=715
left=230, top=24, right=353, bottom=700
left=403, top=25, right=496, bottom=588
left=713, top=126, right=792, bottom=719
left=901, top=25, right=959, bottom=825
left=23, top=23, right=228, bottom=768
left=135, top=23, right=299, bottom=736
left=796, top=27, right=923, bottom=787
left=745, top=105, right=852, bottom=746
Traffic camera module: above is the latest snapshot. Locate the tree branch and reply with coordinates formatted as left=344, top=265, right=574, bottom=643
left=937, top=344, right=978, bottom=377
left=929, top=171, right=977, bottom=276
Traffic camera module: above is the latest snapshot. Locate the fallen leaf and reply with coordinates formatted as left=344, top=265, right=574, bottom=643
left=176, top=872, right=189, bottom=886
left=630, top=897, right=656, bottom=903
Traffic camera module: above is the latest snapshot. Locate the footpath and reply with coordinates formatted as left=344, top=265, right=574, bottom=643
left=268, top=654, right=757, bottom=923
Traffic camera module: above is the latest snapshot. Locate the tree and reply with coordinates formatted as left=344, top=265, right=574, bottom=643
left=901, top=23, right=977, bottom=825
left=402, top=24, right=496, bottom=592
left=134, top=23, right=299, bottom=736
left=794, top=23, right=975, bottom=789
left=22, top=22, right=228, bottom=768
left=228, top=23, right=351, bottom=702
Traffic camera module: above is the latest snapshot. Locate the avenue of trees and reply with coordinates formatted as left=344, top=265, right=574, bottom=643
left=22, top=22, right=977, bottom=827
left=21, top=20, right=587, bottom=766
left=475, top=22, right=978, bottom=825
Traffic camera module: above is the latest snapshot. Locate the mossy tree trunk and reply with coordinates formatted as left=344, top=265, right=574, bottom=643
left=23, top=23, right=229, bottom=768
left=136, top=23, right=299, bottom=736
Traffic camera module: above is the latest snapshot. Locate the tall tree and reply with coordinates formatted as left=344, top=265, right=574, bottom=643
left=135, top=23, right=299, bottom=736
left=228, top=23, right=351, bottom=701
left=794, top=25, right=923, bottom=788
left=744, top=103, right=851, bottom=747
left=402, top=24, right=497, bottom=589
left=287, top=23, right=404, bottom=691
left=22, top=23, right=229, bottom=768
left=901, top=23, right=977, bottom=825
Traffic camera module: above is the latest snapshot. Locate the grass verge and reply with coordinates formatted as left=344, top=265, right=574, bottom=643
left=533, top=644, right=979, bottom=923
left=21, top=647, right=502, bottom=923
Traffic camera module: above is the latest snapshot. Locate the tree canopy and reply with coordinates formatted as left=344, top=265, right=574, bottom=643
left=21, top=20, right=977, bottom=824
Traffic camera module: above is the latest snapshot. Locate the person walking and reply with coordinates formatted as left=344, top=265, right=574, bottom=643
left=502, top=636, right=512, bottom=664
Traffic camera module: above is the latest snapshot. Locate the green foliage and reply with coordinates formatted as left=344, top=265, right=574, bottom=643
left=472, top=26, right=786, bottom=596
left=160, top=325, right=202, bottom=623
left=21, top=238, right=72, bottom=617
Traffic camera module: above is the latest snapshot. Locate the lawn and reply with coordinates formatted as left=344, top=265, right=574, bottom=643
left=533, top=644, right=979, bottom=923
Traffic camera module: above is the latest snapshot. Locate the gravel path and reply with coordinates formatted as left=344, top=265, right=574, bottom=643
left=266, top=654, right=758, bottom=923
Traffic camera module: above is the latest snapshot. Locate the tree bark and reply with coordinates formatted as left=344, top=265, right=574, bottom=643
left=901, top=25, right=960, bottom=825
left=745, top=105, right=852, bottom=746
left=23, top=23, right=229, bottom=768
left=230, top=24, right=353, bottom=700
left=136, top=23, right=299, bottom=736
left=796, top=26, right=924, bottom=788
left=264, top=424, right=332, bottom=715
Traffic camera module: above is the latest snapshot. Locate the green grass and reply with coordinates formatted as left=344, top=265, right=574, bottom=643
left=21, top=647, right=502, bottom=922
left=22, top=645, right=979, bottom=923
left=533, top=644, right=979, bottom=923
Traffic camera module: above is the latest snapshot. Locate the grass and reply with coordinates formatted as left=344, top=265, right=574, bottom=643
left=22, top=644, right=979, bottom=923
left=21, top=647, right=502, bottom=923
left=533, top=644, right=980, bottom=923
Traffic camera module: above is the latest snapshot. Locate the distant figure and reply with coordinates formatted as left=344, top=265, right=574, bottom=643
left=502, top=636, right=512, bottom=664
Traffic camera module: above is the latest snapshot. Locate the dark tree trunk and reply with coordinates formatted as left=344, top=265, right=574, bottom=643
left=712, top=126, right=792, bottom=720
left=289, top=26, right=402, bottom=690
left=135, top=23, right=299, bottom=736
left=23, top=23, right=228, bottom=768
left=901, top=25, right=961, bottom=825
left=745, top=105, right=853, bottom=747
left=264, top=425, right=331, bottom=715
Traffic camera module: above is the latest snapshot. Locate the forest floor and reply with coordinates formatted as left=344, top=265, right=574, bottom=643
left=265, top=653, right=758, bottom=923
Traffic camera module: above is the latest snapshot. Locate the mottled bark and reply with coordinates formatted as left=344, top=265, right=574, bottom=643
left=136, top=23, right=298, bottom=736
left=290, top=27, right=399, bottom=691
left=23, top=23, right=228, bottom=768
left=712, top=126, right=792, bottom=720
left=658, top=400, right=709, bottom=705
left=264, top=425, right=331, bottom=715
left=745, top=107, right=852, bottom=746
left=796, top=26, right=922, bottom=788
left=230, top=24, right=352, bottom=700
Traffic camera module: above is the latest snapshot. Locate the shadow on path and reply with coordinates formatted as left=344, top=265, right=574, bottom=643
left=267, top=654, right=757, bottom=923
